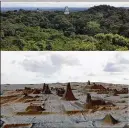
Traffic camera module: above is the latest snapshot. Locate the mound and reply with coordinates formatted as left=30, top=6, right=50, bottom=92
left=16, top=95, right=33, bottom=102
left=102, top=114, right=119, bottom=125
left=26, top=105, right=45, bottom=112
left=0, top=95, right=19, bottom=105
left=43, top=84, right=52, bottom=94
left=123, top=124, right=129, bottom=128
left=3, top=123, right=32, bottom=128
left=0, top=119, right=4, bottom=127
left=33, top=89, right=41, bottom=94
left=34, top=95, right=40, bottom=98
left=62, top=83, right=77, bottom=101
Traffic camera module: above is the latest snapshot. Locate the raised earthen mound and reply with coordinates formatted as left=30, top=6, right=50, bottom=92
left=62, top=83, right=77, bottom=101
left=90, top=84, right=106, bottom=90
left=16, top=95, right=33, bottom=102
left=33, top=89, right=41, bottom=94
left=56, top=88, right=65, bottom=97
left=85, top=93, right=106, bottom=109
left=102, top=114, right=119, bottom=125
left=123, top=124, right=129, bottom=128
left=119, top=88, right=129, bottom=94
left=0, top=95, right=19, bottom=105
left=3, top=123, right=32, bottom=128
left=26, top=105, right=45, bottom=112
left=0, top=119, right=4, bottom=127
left=23, top=89, right=33, bottom=95
left=34, top=95, right=40, bottom=98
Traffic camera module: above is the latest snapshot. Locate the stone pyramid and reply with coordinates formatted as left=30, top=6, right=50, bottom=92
left=86, top=93, right=92, bottom=103
left=102, top=114, right=119, bottom=125
left=123, top=124, right=129, bottom=128
left=62, top=82, right=77, bottom=101
left=64, top=6, right=70, bottom=15
left=42, top=83, right=46, bottom=92
left=43, top=84, right=51, bottom=94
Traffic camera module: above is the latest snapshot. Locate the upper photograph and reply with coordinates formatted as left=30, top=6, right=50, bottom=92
left=1, top=2, right=129, bottom=51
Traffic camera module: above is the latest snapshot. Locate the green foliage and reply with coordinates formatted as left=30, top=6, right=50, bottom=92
left=1, top=5, right=129, bottom=50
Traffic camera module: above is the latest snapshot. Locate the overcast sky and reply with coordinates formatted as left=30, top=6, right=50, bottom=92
left=1, top=2, right=129, bottom=8
left=1, top=52, right=129, bottom=85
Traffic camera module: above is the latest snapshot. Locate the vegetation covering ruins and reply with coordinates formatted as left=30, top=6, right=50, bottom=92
left=1, top=5, right=129, bottom=51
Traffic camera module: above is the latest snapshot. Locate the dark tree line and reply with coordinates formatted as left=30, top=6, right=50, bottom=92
left=1, top=5, right=129, bottom=50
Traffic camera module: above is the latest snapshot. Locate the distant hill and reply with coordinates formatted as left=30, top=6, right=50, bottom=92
left=1, top=7, right=88, bottom=12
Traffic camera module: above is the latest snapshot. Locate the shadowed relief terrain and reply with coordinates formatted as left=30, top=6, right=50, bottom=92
left=1, top=82, right=129, bottom=128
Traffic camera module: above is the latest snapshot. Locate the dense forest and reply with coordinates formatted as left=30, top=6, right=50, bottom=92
left=1, top=5, right=129, bottom=51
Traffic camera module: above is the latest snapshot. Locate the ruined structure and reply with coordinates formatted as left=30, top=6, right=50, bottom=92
left=87, top=80, right=90, bottom=85
left=33, top=89, right=41, bottom=94
left=119, top=88, right=129, bottom=94
left=56, top=88, right=65, bottom=97
left=23, top=87, right=33, bottom=94
left=26, top=103, right=45, bottom=112
left=62, top=83, right=77, bottom=101
left=42, top=84, right=51, bottom=94
left=86, top=93, right=92, bottom=103
left=98, top=87, right=129, bottom=95
left=123, top=124, right=129, bottom=128
left=23, top=92, right=28, bottom=97
left=102, top=114, right=119, bottom=125
left=85, top=83, right=106, bottom=93
left=90, top=84, right=106, bottom=90
left=42, top=83, right=46, bottom=92
left=85, top=93, right=106, bottom=109
left=0, top=119, right=4, bottom=128
left=3, top=123, right=32, bottom=128
left=112, top=89, right=119, bottom=96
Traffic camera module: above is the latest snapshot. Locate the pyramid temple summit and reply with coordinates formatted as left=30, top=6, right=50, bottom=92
left=64, top=6, right=70, bottom=15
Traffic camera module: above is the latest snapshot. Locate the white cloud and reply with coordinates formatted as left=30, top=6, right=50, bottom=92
left=1, top=51, right=129, bottom=85
left=104, top=53, right=129, bottom=72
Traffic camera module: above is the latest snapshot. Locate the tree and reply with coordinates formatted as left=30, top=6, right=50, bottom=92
left=12, top=39, right=25, bottom=50
left=46, top=42, right=52, bottom=50
left=86, top=21, right=101, bottom=35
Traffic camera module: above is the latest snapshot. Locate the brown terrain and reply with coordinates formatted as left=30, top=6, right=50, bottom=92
left=0, top=81, right=129, bottom=128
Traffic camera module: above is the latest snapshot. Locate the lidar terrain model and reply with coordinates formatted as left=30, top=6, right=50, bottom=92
left=0, top=82, right=129, bottom=128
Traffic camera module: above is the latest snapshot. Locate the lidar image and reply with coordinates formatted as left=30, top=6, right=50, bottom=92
left=1, top=2, right=129, bottom=51
left=1, top=51, right=129, bottom=128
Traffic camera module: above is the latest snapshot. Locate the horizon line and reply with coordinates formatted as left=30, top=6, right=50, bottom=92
left=1, top=81, right=129, bottom=85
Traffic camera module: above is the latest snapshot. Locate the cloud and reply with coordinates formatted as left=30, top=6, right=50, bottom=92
left=87, top=73, right=96, bottom=76
left=103, top=53, right=129, bottom=72
left=104, top=62, right=126, bottom=72
left=1, top=51, right=129, bottom=84
left=11, top=60, right=16, bottom=64
left=123, top=78, right=129, bottom=80
left=117, top=56, right=129, bottom=64
left=50, top=54, right=80, bottom=66
left=20, top=53, right=80, bottom=76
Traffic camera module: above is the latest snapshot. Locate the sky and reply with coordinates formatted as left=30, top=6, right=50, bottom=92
left=1, top=2, right=129, bottom=8
left=1, top=51, right=129, bottom=85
